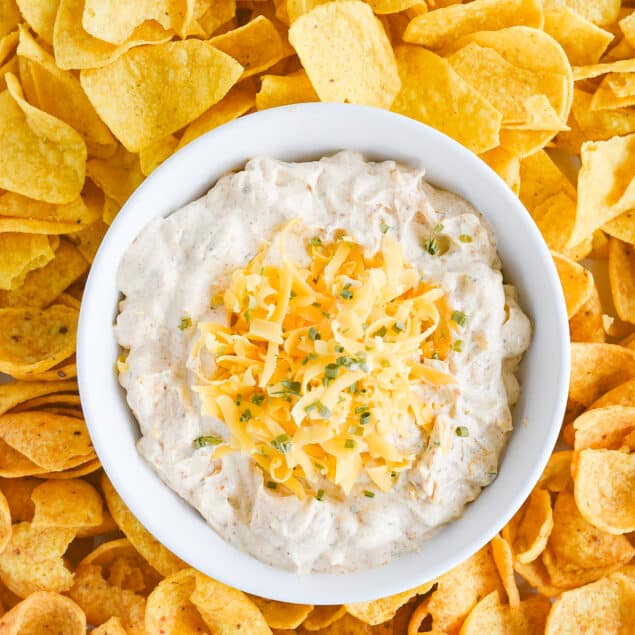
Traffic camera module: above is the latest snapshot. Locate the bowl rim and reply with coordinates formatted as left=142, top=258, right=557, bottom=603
left=78, top=102, right=570, bottom=604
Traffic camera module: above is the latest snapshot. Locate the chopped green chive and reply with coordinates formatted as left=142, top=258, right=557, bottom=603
left=250, top=394, right=265, bottom=406
left=344, top=439, right=356, bottom=449
left=433, top=223, right=444, bottom=233
left=302, top=353, right=318, bottom=365
left=178, top=316, right=192, bottom=331
left=240, top=409, right=252, bottom=422
left=193, top=435, right=222, bottom=449
left=391, top=470, right=398, bottom=478
left=380, top=221, right=390, bottom=234
left=334, top=344, right=345, bottom=353
left=364, top=490, right=375, bottom=498
left=305, top=401, right=319, bottom=413
left=348, top=381, right=359, bottom=394
left=244, top=310, right=251, bottom=323
left=347, top=425, right=364, bottom=436
left=309, top=236, right=322, bottom=246
left=318, top=403, right=332, bottom=419
left=455, top=426, right=469, bottom=437
left=290, top=290, right=297, bottom=299
left=375, top=325, right=387, bottom=338
left=423, top=237, right=440, bottom=255
left=451, top=310, right=467, bottom=327
left=360, top=411, right=371, bottom=425
left=392, top=321, right=405, bottom=333
left=316, top=489, right=325, bottom=501
left=452, top=340, right=464, bottom=353
left=355, top=405, right=370, bottom=414
left=271, top=433, right=293, bottom=453
left=308, top=326, right=321, bottom=341
left=312, top=302, right=322, bottom=307
left=266, top=481, right=277, bottom=489
left=459, top=234, right=473, bottom=243
left=340, top=283, right=353, bottom=300
left=325, top=363, right=339, bottom=379
left=322, top=310, right=331, bottom=318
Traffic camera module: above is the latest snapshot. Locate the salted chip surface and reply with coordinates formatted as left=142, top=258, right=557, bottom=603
left=53, top=0, right=174, bottom=70
left=249, top=596, right=313, bottom=629
left=543, top=0, right=620, bottom=26
left=392, top=45, right=501, bottom=154
left=0, top=591, right=86, bottom=634
left=80, top=39, right=243, bottom=151
left=403, top=0, right=543, bottom=49
left=288, top=0, right=400, bottom=109
left=31, top=479, right=103, bottom=530
left=0, top=74, right=86, bottom=205
left=569, top=344, right=635, bottom=406
left=0, top=522, right=75, bottom=598
left=0, top=234, right=55, bottom=291
left=543, top=7, right=614, bottom=66
left=570, top=134, right=635, bottom=247
left=15, top=0, right=60, bottom=44
left=209, top=16, right=288, bottom=79
left=17, top=26, right=116, bottom=158
left=139, top=135, right=179, bottom=176
left=480, top=147, right=520, bottom=193
left=574, top=448, right=635, bottom=534
left=609, top=238, right=635, bottom=323
left=81, top=0, right=186, bottom=44
left=256, top=70, right=318, bottom=111
left=460, top=590, right=550, bottom=635
left=552, top=251, right=594, bottom=318
left=545, top=571, right=635, bottom=635
left=574, top=405, right=635, bottom=451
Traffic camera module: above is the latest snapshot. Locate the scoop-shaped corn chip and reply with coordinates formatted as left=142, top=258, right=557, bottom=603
left=0, top=233, right=55, bottom=291
left=0, top=591, right=86, bottom=634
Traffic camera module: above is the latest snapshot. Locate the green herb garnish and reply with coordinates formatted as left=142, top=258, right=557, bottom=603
left=325, top=363, right=339, bottom=379
left=318, top=402, right=332, bottom=419
left=308, top=326, right=321, bottom=341
left=266, top=481, right=277, bottom=489
left=455, top=426, right=469, bottom=437
left=240, top=409, right=252, bottom=422
left=380, top=221, right=390, bottom=234
left=178, top=316, right=192, bottom=330
left=392, top=321, right=405, bottom=333
left=451, top=310, right=466, bottom=327
left=452, top=340, right=464, bottom=353
left=374, top=325, right=387, bottom=338
left=423, top=237, right=440, bottom=255
left=459, top=234, right=472, bottom=243
left=316, top=489, right=325, bottom=501
left=360, top=411, right=371, bottom=425
left=271, top=433, right=293, bottom=453
left=250, top=394, right=265, bottom=406
left=363, top=490, right=375, bottom=498
left=344, top=439, right=356, bottom=449
left=340, top=283, right=353, bottom=300
left=193, top=435, right=222, bottom=449
left=309, top=236, right=322, bottom=246
left=347, top=425, right=364, bottom=436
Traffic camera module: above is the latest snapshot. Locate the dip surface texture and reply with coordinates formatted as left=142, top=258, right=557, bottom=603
left=115, top=152, right=531, bottom=574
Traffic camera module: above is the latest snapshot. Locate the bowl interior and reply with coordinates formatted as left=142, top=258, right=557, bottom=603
left=78, top=103, right=569, bottom=604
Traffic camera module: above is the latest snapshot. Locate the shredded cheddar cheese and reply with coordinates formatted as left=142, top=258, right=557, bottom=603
left=189, top=228, right=456, bottom=499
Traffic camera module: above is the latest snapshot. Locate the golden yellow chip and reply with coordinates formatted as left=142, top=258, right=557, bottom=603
left=15, top=0, right=58, bottom=44
left=139, top=135, right=179, bottom=177
left=460, top=590, right=550, bottom=635
left=552, top=251, right=594, bottom=318
left=0, top=30, right=17, bottom=64
left=81, top=0, right=184, bottom=44
left=0, top=234, right=55, bottom=291
left=603, top=209, right=635, bottom=245
left=91, top=617, right=128, bottom=635
left=543, top=7, right=614, bottom=66
left=537, top=451, right=573, bottom=492
left=423, top=546, right=503, bottom=632
left=191, top=571, right=272, bottom=634
left=591, top=378, right=635, bottom=408
left=11, top=392, right=81, bottom=413
left=569, top=134, right=635, bottom=247
left=0, top=190, right=100, bottom=235
left=101, top=475, right=186, bottom=577
left=608, top=238, right=635, bottom=323
left=0, top=411, right=94, bottom=472
left=570, top=344, right=635, bottom=406
left=302, top=605, right=347, bottom=630
left=37, top=457, right=101, bottom=480
left=86, top=147, right=144, bottom=207
left=53, top=0, right=174, bottom=70
left=574, top=448, right=635, bottom=535
left=256, top=70, right=318, bottom=110
left=345, top=581, right=433, bottom=625
left=591, top=73, right=635, bottom=111
left=544, top=0, right=620, bottom=26
left=66, top=219, right=108, bottom=263
left=392, top=46, right=501, bottom=154
left=0, top=591, right=86, bottom=634
left=619, top=10, right=635, bottom=48
left=569, top=284, right=605, bottom=343
left=286, top=0, right=330, bottom=23
left=30, top=479, right=103, bottom=530
left=479, top=148, right=520, bottom=193
left=512, top=557, right=564, bottom=597
left=547, top=490, right=634, bottom=581
left=0, top=522, right=75, bottom=598
left=403, top=0, right=543, bottom=50
left=504, top=94, right=569, bottom=131
left=194, top=0, right=236, bottom=37
left=288, top=0, right=400, bottom=109
left=574, top=405, right=635, bottom=452
left=490, top=535, right=520, bottom=607
left=68, top=563, right=145, bottom=632
left=0, top=0, right=20, bottom=37
left=545, top=571, right=635, bottom=635
left=248, top=595, right=313, bottom=629
left=504, top=488, right=553, bottom=564
left=145, top=569, right=210, bottom=634
left=17, top=27, right=117, bottom=159
left=0, top=489, right=10, bottom=553
left=366, top=0, right=421, bottom=13
left=0, top=239, right=89, bottom=309
left=0, top=73, right=86, bottom=205
left=178, top=84, right=255, bottom=150
left=210, top=16, right=289, bottom=79
left=80, top=39, right=242, bottom=152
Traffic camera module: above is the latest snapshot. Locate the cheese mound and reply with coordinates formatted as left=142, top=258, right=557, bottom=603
left=189, top=227, right=457, bottom=499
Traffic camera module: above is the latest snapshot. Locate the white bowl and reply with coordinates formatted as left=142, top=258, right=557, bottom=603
left=78, top=103, right=569, bottom=604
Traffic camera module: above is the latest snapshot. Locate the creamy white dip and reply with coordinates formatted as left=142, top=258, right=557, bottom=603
left=116, top=152, right=530, bottom=574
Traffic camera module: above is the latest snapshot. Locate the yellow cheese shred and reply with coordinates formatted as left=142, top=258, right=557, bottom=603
left=190, top=227, right=457, bottom=499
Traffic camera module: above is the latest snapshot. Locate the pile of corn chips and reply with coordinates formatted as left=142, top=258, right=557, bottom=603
left=1, top=0, right=635, bottom=632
